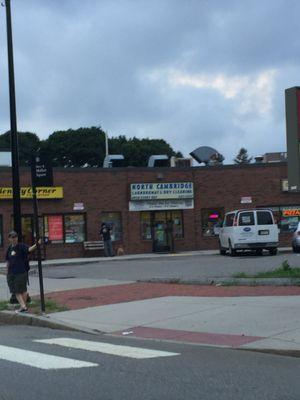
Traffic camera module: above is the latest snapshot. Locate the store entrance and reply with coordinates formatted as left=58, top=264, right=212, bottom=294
left=153, top=211, right=173, bottom=253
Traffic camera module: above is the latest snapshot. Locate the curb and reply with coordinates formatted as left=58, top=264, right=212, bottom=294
left=138, top=277, right=300, bottom=286
left=1, top=312, right=300, bottom=358
left=0, top=310, right=96, bottom=334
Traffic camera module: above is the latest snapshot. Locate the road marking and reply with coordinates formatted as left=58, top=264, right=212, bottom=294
left=35, top=338, right=180, bottom=359
left=0, top=345, right=98, bottom=370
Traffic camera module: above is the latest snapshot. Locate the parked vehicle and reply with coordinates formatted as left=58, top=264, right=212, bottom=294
left=219, top=209, right=279, bottom=256
left=292, top=222, right=300, bottom=253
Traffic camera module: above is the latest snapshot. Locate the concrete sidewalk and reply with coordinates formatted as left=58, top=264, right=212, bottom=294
left=40, top=282, right=300, bottom=353
left=1, top=277, right=299, bottom=355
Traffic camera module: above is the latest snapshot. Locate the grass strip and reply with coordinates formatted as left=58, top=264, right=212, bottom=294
left=0, top=298, right=68, bottom=314
left=233, top=267, right=300, bottom=279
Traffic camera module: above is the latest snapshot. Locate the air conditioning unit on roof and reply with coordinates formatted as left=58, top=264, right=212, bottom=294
left=170, top=157, right=193, bottom=168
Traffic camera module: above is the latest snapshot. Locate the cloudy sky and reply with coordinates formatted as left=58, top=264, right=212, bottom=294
left=0, top=0, right=299, bottom=164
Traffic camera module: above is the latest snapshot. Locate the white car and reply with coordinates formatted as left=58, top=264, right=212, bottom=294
left=219, top=209, right=279, bottom=256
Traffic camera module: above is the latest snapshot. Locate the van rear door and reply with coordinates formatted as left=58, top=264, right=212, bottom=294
left=234, top=211, right=256, bottom=245
left=256, top=210, right=278, bottom=243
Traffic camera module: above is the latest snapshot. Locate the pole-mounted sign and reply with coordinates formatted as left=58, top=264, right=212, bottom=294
left=31, top=155, right=53, bottom=187
left=30, top=154, right=53, bottom=314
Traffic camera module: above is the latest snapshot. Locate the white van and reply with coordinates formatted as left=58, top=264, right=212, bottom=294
left=219, top=209, right=279, bottom=256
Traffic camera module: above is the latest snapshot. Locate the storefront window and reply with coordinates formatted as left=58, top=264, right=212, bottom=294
left=141, top=212, right=152, bottom=240
left=44, top=214, right=86, bottom=243
left=279, top=206, right=300, bottom=233
left=11, top=215, right=43, bottom=245
left=201, top=208, right=224, bottom=236
left=64, top=214, right=86, bottom=243
left=140, top=211, right=184, bottom=240
left=101, top=212, right=122, bottom=241
left=172, top=210, right=183, bottom=239
left=44, top=215, right=63, bottom=243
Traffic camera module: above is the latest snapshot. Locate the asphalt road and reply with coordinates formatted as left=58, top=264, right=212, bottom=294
left=40, top=251, right=300, bottom=282
left=0, top=325, right=299, bottom=400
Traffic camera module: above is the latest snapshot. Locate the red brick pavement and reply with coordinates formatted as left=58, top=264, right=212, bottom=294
left=112, top=326, right=264, bottom=347
left=46, top=282, right=300, bottom=310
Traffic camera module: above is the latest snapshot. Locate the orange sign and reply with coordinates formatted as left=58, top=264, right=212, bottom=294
left=282, top=209, right=300, bottom=217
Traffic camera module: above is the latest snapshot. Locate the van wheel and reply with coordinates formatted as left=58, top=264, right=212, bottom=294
left=269, top=248, right=277, bottom=256
left=219, top=241, right=226, bottom=255
left=229, top=241, right=236, bottom=257
left=255, top=249, right=263, bottom=256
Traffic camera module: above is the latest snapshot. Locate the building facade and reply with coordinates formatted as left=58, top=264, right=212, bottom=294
left=0, top=162, right=298, bottom=259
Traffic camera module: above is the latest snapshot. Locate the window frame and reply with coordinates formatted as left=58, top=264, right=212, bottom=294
left=43, top=212, right=87, bottom=244
left=201, top=208, right=225, bottom=237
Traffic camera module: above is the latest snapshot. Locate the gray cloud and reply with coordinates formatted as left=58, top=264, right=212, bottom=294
left=0, top=0, right=299, bottom=163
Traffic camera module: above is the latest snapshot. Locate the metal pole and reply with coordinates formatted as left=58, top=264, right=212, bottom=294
left=105, top=132, right=109, bottom=156
left=32, top=185, right=46, bottom=313
left=5, top=0, right=22, bottom=238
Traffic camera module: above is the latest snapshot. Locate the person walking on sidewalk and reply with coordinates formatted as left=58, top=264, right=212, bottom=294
left=5, top=230, right=40, bottom=313
left=100, top=222, right=114, bottom=257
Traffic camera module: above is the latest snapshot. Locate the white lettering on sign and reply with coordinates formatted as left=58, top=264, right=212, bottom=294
left=130, top=182, right=194, bottom=200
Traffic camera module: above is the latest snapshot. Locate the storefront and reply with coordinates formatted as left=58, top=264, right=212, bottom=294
left=129, top=182, right=193, bottom=252
left=0, top=161, right=299, bottom=259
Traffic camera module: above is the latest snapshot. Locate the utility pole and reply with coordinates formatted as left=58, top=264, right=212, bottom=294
left=4, top=0, right=22, bottom=238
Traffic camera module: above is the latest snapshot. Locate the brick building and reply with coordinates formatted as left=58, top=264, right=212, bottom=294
left=0, top=161, right=298, bottom=259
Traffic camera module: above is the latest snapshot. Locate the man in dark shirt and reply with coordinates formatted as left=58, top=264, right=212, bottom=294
left=6, top=231, right=39, bottom=313
left=100, top=222, right=114, bottom=257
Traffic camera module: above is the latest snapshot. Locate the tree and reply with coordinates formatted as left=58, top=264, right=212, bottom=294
left=0, top=127, right=183, bottom=168
left=0, top=131, right=41, bottom=166
left=233, top=148, right=253, bottom=164
left=40, top=127, right=106, bottom=167
left=109, top=136, right=182, bottom=167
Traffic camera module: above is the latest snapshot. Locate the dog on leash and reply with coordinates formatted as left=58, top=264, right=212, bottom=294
left=116, top=246, right=125, bottom=256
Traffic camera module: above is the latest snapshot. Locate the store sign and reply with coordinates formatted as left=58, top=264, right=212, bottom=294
left=31, top=155, right=53, bottom=187
left=241, top=196, right=252, bottom=204
left=281, top=179, right=289, bottom=192
left=73, top=202, right=84, bottom=210
left=130, top=182, right=194, bottom=200
left=0, top=187, right=63, bottom=199
left=282, top=208, right=300, bottom=217
left=129, top=199, right=194, bottom=211
left=48, top=215, right=63, bottom=241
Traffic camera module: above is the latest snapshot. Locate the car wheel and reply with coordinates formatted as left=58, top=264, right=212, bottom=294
left=229, top=241, right=236, bottom=257
left=269, top=248, right=277, bottom=256
left=219, top=241, right=226, bottom=255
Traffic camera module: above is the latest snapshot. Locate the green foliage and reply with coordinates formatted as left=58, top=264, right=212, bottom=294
left=0, top=131, right=40, bottom=166
left=0, top=127, right=182, bottom=168
left=109, top=136, right=182, bottom=167
left=233, top=264, right=300, bottom=278
left=40, top=127, right=106, bottom=167
left=0, top=298, right=68, bottom=314
left=233, top=147, right=253, bottom=164
left=282, top=260, right=291, bottom=271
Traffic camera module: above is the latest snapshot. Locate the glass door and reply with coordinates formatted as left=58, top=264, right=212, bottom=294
left=153, top=211, right=170, bottom=252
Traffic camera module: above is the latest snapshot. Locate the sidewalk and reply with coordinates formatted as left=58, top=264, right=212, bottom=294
left=1, top=248, right=300, bottom=356
left=0, top=246, right=292, bottom=271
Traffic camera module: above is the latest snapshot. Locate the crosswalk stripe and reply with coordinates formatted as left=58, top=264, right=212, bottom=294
left=35, top=338, right=180, bottom=359
left=0, top=345, right=98, bottom=370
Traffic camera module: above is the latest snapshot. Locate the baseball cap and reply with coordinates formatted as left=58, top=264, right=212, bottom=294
left=8, top=230, right=18, bottom=238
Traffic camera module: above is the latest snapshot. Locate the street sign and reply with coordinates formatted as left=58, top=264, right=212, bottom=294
left=31, top=155, right=53, bottom=187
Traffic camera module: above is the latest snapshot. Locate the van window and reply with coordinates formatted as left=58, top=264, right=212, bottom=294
left=238, top=211, right=254, bottom=226
left=224, top=213, right=235, bottom=227
left=257, top=211, right=273, bottom=225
